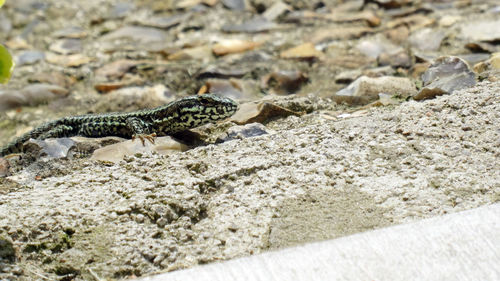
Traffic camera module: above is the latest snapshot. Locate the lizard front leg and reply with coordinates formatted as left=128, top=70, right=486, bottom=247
left=126, top=117, right=156, bottom=145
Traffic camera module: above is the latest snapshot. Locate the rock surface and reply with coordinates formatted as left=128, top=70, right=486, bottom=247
left=141, top=204, right=500, bottom=281
left=1, top=81, right=499, bottom=280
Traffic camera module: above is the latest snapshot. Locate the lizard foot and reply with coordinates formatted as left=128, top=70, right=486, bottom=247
left=132, top=133, right=157, bottom=146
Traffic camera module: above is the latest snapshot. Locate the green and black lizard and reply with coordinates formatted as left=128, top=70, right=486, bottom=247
left=0, top=94, right=238, bottom=157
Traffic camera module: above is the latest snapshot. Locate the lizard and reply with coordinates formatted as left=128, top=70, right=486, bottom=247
left=0, top=94, right=238, bottom=157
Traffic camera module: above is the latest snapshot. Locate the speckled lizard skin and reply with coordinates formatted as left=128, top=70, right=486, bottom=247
left=0, top=94, right=238, bottom=156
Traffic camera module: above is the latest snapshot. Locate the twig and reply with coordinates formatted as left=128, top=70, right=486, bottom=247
left=25, top=265, right=51, bottom=280
left=88, top=267, right=103, bottom=281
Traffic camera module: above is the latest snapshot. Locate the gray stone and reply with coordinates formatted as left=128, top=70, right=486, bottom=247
left=109, top=2, right=135, bottom=19
left=136, top=13, right=191, bottom=29
left=356, top=35, right=403, bottom=59
left=25, top=138, right=75, bottom=159
left=377, top=49, right=411, bottom=68
left=100, top=26, right=167, bottom=43
left=49, top=39, right=83, bottom=55
left=0, top=84, right=69, bottom=111
left=334, top=76, right=417, bottom=105
left=222, top=0, right=246, bottom=11
left=262, top=1, right=291, bottom=21
left=461, top=19, right=500, bottom=42
left=16, top=50, right=45, bottom=65
left=52, top=26, right=87, bottom=38
left=222, top=17, right=277, bottom=33
left=414, top=56, right=476, bottom=101
left=409, top=28, right=446, bottom=51
left=218, top=123, right=273, bottom=142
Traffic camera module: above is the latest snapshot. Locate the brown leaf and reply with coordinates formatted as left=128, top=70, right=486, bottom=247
left=212, top=40, right=262, bottom=56
left=231, top=102, right=304, bottom=125
left=280, top=43, right=323, bottom=59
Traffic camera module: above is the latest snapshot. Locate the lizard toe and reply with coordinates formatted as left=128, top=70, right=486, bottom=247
left=132, top=133, right=157, bottom=146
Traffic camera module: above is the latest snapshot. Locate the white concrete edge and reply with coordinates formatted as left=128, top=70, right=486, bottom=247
left=139, top=203, right=500, bottom=281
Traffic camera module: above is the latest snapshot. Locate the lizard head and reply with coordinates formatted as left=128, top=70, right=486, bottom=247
left=166, top=94, right=238, bottom=131
left=187, top=94, right=239, bottom=120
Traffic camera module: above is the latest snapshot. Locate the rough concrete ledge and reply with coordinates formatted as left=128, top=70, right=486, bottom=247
left=140, top=203, right=500, bottom=281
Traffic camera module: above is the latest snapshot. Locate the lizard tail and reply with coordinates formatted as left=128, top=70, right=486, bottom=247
left=0, top=120, right=60, bottom=157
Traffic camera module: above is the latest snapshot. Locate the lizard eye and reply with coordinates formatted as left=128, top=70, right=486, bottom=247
left=198, top=95, right=214, bottom=105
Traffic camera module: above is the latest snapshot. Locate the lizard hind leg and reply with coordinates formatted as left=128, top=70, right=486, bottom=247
left=126, top=117, right=156, bottom=146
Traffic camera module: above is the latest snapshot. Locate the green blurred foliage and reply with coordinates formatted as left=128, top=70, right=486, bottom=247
left=0, top=0, right=15, bottom=84
left=0, top=45, right=14, bottom=84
